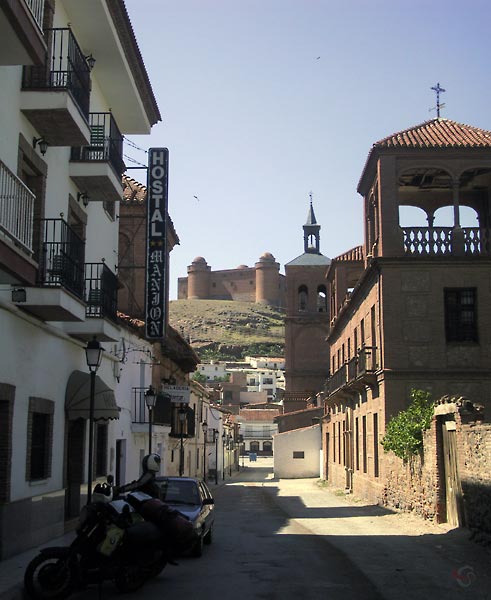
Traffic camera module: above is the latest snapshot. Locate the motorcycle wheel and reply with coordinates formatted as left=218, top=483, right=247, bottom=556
left=147, top=550, right=167, bottom=578
left=24, top=553, right=75, bottom=600
left=114, top=564, right=148, bottom=593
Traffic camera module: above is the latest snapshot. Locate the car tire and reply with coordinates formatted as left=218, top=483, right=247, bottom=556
left=203, top=527, right=212, bottom=545
left=191, top=532, right=204, bottom=558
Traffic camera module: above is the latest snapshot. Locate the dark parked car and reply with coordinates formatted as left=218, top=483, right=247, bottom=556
left=155, top=476, right=215, bottom=557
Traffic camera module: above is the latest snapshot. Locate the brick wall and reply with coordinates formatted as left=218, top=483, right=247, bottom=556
left=382, top=402, right=491, bottom=535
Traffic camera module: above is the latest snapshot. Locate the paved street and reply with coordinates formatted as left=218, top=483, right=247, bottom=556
left=1, top=458, right=490, bottom=599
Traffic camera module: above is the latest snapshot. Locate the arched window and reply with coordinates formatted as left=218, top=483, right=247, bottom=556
left=298, top=285, right=308, bottom=311
left=250, top=441, right=260, bottom=453
left=263, top=441, right=272, bottom=454
left=317, top=285, right=327, bottom=313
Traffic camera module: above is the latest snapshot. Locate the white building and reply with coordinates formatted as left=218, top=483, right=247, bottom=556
left=0, top=0, right=159, bottom=558
left=273, top=425, right=321, bottom=478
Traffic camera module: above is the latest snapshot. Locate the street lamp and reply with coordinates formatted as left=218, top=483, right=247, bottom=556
left=85, top=337, right=103, bottom=504
left=222, top=431, right=226, bottom=480
left=228, top=434, right=233, bottom=476
left=213, top=429, right=219, bottom=485
left=145, top=385, right=156, bottom=454
left=202, top=421, right=208, bottom=482
left=178, top=404, right=187, bottom=476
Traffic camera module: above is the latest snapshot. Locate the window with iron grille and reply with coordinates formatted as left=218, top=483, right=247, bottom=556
left=95, top=424, right=108, bottom=477
left=27, top=397, right=54, bottom=481
left=444, top=288, right=477, bottom=342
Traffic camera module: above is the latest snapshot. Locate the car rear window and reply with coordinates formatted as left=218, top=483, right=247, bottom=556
left=159, top=480, right=201, bottom=504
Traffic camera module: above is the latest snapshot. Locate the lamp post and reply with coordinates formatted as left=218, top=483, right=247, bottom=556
left=85, top=337, right=103, bottom=505
left=145, top=385, right=156, bottom=454
left=222, top=431, right=226, bottom=480
left=202, top=421, right=208, bottom=482
left=213, top=429, right=218, bottom=485
left=178, top=404, right=187, bottom=476
left=228, top=434, right=232, bottom=476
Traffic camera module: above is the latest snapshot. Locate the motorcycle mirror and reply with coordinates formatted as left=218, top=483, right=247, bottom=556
left=107, top=474, right=114, bottom=485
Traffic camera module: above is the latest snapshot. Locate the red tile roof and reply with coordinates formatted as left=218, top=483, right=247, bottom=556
left=374, top=118, right=491, bottom=149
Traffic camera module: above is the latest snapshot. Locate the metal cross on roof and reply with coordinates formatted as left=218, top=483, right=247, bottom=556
left=430, top=82, right=446, bottom=118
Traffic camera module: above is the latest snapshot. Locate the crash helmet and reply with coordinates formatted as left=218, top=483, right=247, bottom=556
left=92, top=482, right=113, bottom=504
left=142, top=453, right=161, bottom=474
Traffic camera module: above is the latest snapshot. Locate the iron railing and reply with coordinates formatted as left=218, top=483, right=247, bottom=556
left=25, top=0, right=44, bottom=30
left=132, top=388, right=150, bottom=424
left=402, top=227, right=491, bottom=257
left=22, top=28, right=91, bottom=119
left=84, top=262, right=118, bottom=321
left=0, top=159, right=34, bottom=253
left=327, top=364, right=347, bottom=395
left=37, top=218, right=84, bottom=298
left=71, top=112, right=125, bottom=177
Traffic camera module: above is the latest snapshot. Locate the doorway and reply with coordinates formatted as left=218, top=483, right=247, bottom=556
left=441, top=420, right=464, bottom=526
left=65, top=419, right=85, bottom=521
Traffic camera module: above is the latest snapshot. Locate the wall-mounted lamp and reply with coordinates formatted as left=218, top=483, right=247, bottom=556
left=85, top=54, right=96, bottom=70
left=33, top=137, right=48, bottom=156
left=77, top=192, right=90, bottom=207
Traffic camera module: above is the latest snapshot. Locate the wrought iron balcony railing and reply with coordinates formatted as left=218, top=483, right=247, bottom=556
left=26, top=0, right=45, bottom=30
left=327, top=364, right=347, bottom=395
left=0, top=159, right=34, bottom=254
left=402, top=227, right=491, bottom=257
left=37, top=218, right=84, bottom=298
left=84, top=262, right=118, bottom=321
left=22, top=28, right=91, bottom=119
left=70, top=112, right=125, bottom=176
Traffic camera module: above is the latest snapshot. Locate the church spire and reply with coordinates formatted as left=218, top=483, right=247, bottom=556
left=303, top=193, right=321, bottom=254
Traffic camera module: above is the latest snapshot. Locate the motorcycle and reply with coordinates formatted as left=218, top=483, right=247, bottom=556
left=24, top=483, right=169, bottom=600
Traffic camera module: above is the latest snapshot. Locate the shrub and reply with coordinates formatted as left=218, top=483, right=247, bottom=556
left=381, top=389, right=434, bottom=462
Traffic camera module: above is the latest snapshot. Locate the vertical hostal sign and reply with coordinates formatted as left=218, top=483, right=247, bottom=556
left=145, top=148, right=169, bottom=339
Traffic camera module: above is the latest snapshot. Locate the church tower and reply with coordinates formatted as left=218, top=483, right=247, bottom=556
left=284, top=198, right=331, bottom=403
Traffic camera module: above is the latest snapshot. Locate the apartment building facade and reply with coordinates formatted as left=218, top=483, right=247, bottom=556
left=0, top=0, right=160, bottom=558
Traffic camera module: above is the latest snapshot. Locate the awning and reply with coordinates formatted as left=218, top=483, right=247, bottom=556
left=65, top=370, right=120, bottom=421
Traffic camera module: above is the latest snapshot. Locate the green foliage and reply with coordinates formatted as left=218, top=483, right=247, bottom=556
left=191, top=371, right=207, bottom=383
left=381, top=389, right=434, bottom=462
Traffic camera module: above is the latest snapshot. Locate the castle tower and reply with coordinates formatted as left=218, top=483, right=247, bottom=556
left=187, top=256, right=211, bottom=299
left=255, top=252, right=280, bottom=305
left=284, top=200, right=331, bottom=396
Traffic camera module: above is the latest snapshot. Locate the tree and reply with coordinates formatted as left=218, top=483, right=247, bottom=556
left=381, top=389, right=434, bottom=462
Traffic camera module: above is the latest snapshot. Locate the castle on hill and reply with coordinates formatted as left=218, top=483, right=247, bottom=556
left=177, top=253, right=286, bottom=307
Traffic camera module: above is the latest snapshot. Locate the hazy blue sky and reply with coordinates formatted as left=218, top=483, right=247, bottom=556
left=124, top=0, right=491, bottom=299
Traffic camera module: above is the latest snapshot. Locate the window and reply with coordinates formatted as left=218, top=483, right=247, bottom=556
left=317, top=285, right=328, bottom=312
left=298, top=285, right=308, bottom=311
left=27, top=397, right=54, bottom=481
left=293, top=451, right=304, bottom=459
left=95, top=424, right=108, bottom=477
left=445, top=288, right=477, bottom=342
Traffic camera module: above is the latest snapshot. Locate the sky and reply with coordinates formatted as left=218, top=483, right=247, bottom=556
left=123, top=0, right=491, bottom=299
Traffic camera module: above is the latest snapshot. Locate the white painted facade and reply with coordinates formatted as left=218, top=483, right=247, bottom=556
left=273, top=425, right=322, bottom=478
left=0, top=0, right=159, bottom=558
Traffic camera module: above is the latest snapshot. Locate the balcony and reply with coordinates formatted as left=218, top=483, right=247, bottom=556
left=0, top=0, right=46, bottom=66
left=327, top=346, right=378, bottom=398
left=13, top=218, right=85, bottom=321
left=62, top=262, right=120, bottom=341
left=0, top=159, right=38, bottom=284
left=21, top=28, right=91, bottom=146
left=403, top=227, right=491, bottom=257
left=70, top=112, right=125, bottom=202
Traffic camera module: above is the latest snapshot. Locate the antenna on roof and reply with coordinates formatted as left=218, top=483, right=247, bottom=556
left=429, top=82, right=446, bottom=118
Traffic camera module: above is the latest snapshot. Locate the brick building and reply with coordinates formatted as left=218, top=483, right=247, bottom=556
left=178, top=253, right=286, bottom=308
left=322, top=117, right=491, bottom=505
left=284, top=201, right=331, bottom=403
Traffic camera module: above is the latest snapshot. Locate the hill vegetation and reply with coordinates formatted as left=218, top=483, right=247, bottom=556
left=168, top=299, right=285, bottom=361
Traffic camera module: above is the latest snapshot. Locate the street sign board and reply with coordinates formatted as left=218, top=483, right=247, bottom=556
left=163, top=385, right=190, bottom=405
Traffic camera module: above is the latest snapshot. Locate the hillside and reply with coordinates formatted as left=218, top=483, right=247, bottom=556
left=168, top=299, right=285, bottom=361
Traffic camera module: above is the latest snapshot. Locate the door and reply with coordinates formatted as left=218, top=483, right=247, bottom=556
left=65, top=419, right=85, bottom=520
left=115, top=439, right=126, bottom=488
left=441, top=420, right=464, bottom=526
